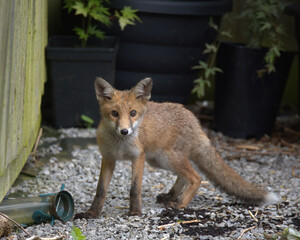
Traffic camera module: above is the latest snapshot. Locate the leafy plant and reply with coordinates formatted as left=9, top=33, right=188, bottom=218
left=192, top=18, right=231, bottom=99
left=280, top=226, right=300, bottom=240
left=71, top=225, right=86, bottom=240
left=192, top=0, right=288, bottom=99
left=64, top=0, right=140, bottom=47
left=80, top=114, right=94, bottom=128
left=238, top=0, right=287, bottom=76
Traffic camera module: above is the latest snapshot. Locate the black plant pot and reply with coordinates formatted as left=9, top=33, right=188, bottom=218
left=43, top=36, right=118, bottom=128
left=214, top=42, right=293, bottom=138
left=108, top=0, right=232, bottom=103
left=285, top=3, right=300, bottom=114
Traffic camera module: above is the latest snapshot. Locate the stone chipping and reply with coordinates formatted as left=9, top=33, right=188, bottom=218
left=1, top=119, right=299, bottom=239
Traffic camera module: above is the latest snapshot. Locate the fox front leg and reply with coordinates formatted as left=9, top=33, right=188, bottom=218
left=74, top=158, right=116, bottom=219
left=128, top=153, right=145, bottom=216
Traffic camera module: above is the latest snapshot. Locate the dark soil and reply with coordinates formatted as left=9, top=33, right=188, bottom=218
left=157, top=208, right=236, bottom=238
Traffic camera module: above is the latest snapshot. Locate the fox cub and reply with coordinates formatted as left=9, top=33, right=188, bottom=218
left=75, top=77, right=278, bottom=219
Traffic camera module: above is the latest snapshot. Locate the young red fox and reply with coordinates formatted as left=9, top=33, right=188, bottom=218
left=75, top=77, right=279, bottom=219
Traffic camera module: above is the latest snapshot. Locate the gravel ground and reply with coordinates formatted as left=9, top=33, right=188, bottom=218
left=1, top=114, right=300, bottom=240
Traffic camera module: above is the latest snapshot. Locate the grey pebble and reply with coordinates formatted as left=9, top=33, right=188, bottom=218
left=2, top=127, right=299, bottom=240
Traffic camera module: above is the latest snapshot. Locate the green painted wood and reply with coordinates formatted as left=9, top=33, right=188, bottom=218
left=0, top=0, right=47, bottom=202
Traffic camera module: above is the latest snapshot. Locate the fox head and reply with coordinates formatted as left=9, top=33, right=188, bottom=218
left=95, top=77, right=153, bottom=136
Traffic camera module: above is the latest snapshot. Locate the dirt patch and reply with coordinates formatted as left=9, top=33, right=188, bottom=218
left=157, top=208, right=236, bottom=238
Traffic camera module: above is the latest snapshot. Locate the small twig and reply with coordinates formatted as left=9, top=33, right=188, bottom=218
left=181, top=219, right=201, bottom=224
left=0, top=212, right=31, bottom=237
left=158, top=222, right=176, bottom=230
left=248, top=210, right=259, bottom=222
left=158, top=219, right=201, bottom=230
left=221, top=145, right=299, bottom=157
left=31, top=128, right=43, bottom=159
left=26, top=236, right=64, bottom=240
left=0, top=212, right=64, bottom=240
left=237, top=226, right=256, bottom=239
left=236, top=144, right=261, bottom=151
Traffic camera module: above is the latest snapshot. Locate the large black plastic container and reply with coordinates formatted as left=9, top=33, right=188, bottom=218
left=44, top=36, right=118, bottom=128
left=108, top=0, right=232, bottom=103
left=214, top=42, right=293, bottom=138
left=285, top=3, right=300, bottom=114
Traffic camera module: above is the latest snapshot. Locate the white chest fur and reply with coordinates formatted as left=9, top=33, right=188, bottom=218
left=98, top=127, right=140, bottom=161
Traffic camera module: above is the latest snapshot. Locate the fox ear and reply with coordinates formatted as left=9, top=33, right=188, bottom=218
left=94, top=77, right=114, bottom=101
left=133, top=78, right=153, bottom=101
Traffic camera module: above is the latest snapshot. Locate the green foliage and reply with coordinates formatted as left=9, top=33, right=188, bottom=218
left=192, top=18, right=229, bottom=99
left=71, top=225, right=86, bottom=240
left=237, top=0, right=287, bottom=75
left=64, top=0, right=140, bottom=47
left=115, top=6, right=141, bottom=31
left=81, top=114, right=94, bottom=128
left=192, top=0, right=288, bottom=99
left=280, top=227, right=300, bottom=240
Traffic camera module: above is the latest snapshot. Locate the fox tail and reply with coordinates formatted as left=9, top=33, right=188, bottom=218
left=192, top=140, right=279, bottom=204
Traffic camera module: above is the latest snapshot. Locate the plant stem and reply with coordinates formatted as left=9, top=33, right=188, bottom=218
left=208, top=39, right=221, bottom=70
left=0, top=212, right=32, bottom=237
left=81, top=16, right=86, bottom=47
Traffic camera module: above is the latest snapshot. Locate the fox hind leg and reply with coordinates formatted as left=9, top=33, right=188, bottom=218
left=174, top=168, right=201, bottom=209
left=156, top=152, right=202, bottom=209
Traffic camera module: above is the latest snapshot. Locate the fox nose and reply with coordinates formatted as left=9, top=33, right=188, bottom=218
left=120, top=129, right=129, bottom=135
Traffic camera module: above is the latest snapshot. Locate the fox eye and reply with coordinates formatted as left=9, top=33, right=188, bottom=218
left=130, top=110, right=137, bottom=117
left=111, top=111, right=119, bottom=118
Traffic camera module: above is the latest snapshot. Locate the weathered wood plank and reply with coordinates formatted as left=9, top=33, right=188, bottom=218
left=0, top=0, right=47, bottom=201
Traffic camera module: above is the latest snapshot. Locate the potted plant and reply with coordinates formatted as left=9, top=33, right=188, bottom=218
left=105, top=0, right=232, bottom=103
left=44, top=0, right=140, bottom=128
left=193, top=0, right=294, bottom=138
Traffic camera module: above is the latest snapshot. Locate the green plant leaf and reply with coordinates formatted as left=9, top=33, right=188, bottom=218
left=121, top=6, right=140, bottom=21
left=87, top=25, right=106, bottom=40
left=220, top=30, right=232, bottom=38
left=203, top=43, right=217, bottom=54
left=89, top=6, right=111, bottom=26
left=87, top=0, right=101, bottom=10
left=192, top=77, right=213, bottom=99
left=73, top=2, right=88, bottom=17
left=71, top=225, right=86, bottom=240
left=281, top=226, right=300, bottom=240
left=208, top=17, right=218, bottom=31
left=81, top=115, right=94, bottom=124
left=213, top=67, right=223, bottom=73
left=117, top=6, right=141, bottom=31
left=199, top=61, right=208, bottom=69
left=118, top=17, right=131, bottom=31
left=204, top=68, right=213, bottom=79
left=73, top=27, right=89, bottom=40
left=64, top=0, right=77, bottom=13
left=259, top=22, right=271, bottom=32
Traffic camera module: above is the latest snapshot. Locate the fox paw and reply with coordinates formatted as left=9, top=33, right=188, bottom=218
left=156, top=193, right=174, bottom=204
left=128, top=210, right=142, bottom=216
left=74, top=211, right=98, bottom=219
left=164, top=201, right=180, bottom=209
